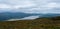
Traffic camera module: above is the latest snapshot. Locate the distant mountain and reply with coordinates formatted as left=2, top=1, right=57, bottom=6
left=0, top=12, right=60, bottom=21
left=30, top=13, right=60, bottom=17
left=0, top=12, right=33, bottom=21
left=39, top=13, right=60, bottom=18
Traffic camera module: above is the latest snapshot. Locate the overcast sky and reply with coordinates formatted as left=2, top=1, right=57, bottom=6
left=0, top=0, right=60, bottom=14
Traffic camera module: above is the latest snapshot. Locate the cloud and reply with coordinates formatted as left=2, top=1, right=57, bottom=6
left=0, top=0, right=60, bottom=14
left=0, top=0, right=36, bottom=9
left=0, top=4, right=11, bottom=8
left=6, top=16, right=39, bottom=21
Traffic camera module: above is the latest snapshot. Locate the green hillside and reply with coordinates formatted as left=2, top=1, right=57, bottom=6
left=0, top=16, right=60, bottom=29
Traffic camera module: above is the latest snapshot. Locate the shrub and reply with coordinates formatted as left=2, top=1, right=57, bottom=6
left=51, top=16, right=60, bottom=20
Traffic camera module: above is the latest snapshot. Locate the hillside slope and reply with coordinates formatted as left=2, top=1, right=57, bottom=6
left=0, top=18, right=60, bottom=29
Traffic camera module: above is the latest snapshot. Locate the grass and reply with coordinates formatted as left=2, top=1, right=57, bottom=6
left=0, top=18, right=60, bottom=29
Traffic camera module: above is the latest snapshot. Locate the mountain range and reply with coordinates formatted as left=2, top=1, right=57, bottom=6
left=0, top=12, right=60, bottom=21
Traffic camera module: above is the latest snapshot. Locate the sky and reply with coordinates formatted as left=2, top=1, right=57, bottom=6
left=0, top=0, right=60, bottom=14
